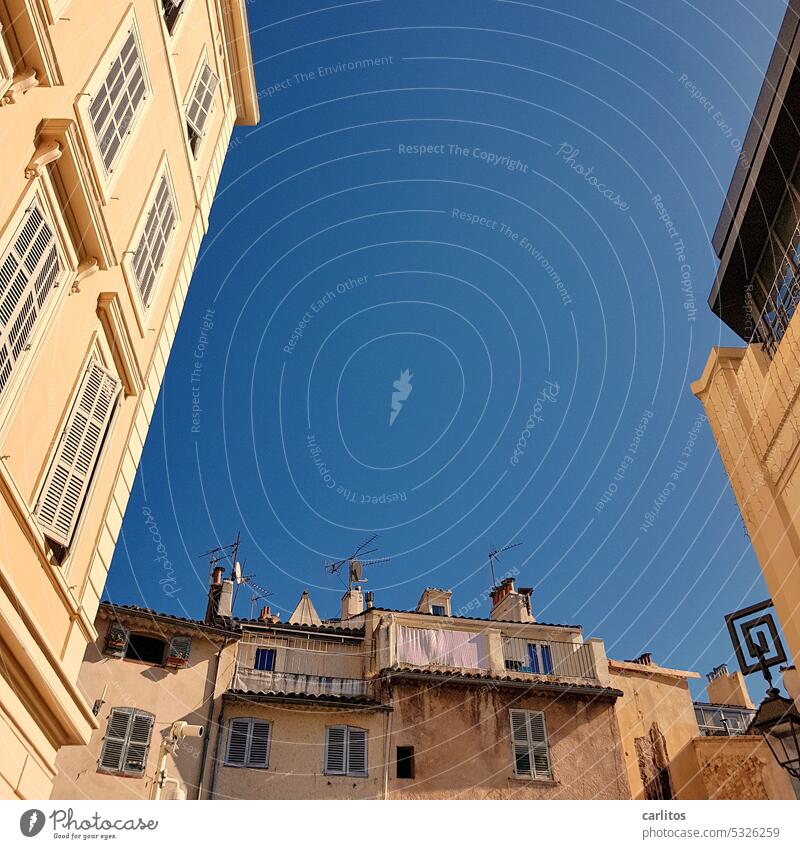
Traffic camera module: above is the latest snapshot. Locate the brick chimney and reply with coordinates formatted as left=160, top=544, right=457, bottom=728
left=490, top=578, right=534, bottom=623
left=204, top=566, right=226, bottom=624
left=258, top=606, right=280, bottom=624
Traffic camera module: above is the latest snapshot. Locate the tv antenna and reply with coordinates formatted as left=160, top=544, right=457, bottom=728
left=200, top=531, right=242, bottom=575
left=324, top=534, right=391, bottom=590
left=488, top=541, right=522, bottom=588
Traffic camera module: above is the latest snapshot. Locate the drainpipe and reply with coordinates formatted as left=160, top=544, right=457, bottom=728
left=382, top=679, right=394, bottom=799
left=208, top=700, right=226, bottom=801
left=196, top=636, right=228, bottom=800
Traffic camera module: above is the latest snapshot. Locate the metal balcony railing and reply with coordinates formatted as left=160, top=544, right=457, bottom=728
left=501, top=637, right=597, bottom=681
left=232, top=666, right=374, bottom=700
left=749, top=232, right=800, bottom=357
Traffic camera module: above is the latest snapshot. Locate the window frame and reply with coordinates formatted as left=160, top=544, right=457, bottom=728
left=224, top=717, right=272, bottom=769
left=161, top=0, right=190, bottom=37
left=123, top=632, right=168, bottom=666
left=324, top=725, right=368, bottom=777
left=121, top=154, right=180, bottom=335
left=509, top=708, right=552, bottom=781
left=253, top=647, right=276, bottom=671
left=74, top=8, right=152, bottom=204
left=184, top=48, right=220, bottom=159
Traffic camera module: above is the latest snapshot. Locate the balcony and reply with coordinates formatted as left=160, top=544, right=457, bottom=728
left=694, top=703, right=756, bottom=737
left=232, top=665, right=376, bottom=701
left=501, top=637, right=597, bottom=681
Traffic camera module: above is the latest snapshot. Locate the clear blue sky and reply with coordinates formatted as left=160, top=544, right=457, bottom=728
left=106, top=0, right=789, bottom=700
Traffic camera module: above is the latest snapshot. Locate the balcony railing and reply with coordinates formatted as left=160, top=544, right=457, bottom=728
left=501, top=637, right=597, bottom=681
left=749, top=230, right=800, bottom=357
left=694, top=703, right=755, bottom=737
left=232, top=666, right=374, bottom=700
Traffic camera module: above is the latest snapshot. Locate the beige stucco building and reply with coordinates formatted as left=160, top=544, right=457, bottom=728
left=0, top=0, right=258, bottom=800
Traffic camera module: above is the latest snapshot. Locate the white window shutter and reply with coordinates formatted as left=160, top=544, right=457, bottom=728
left=36, top=359, right=120, bottom=547
left=226, top=719, right=250, bottom=765
left=0, top=204, right=61, bottom=398
left=347, top=728, right=368, bottom=776
left=248, top=720, right=271, bottom=767
left=528, top=711, right=551, bottom=779
left=99, top=707, right=132, bottom=772
left=509, top=709, right=532, bottom=776
left=165, top=634, right=191, bottom=667
left=325, top=726, right=347, bottom=774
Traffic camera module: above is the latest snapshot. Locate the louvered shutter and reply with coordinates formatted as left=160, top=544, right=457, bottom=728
left=225, top=719, right=250, bottom=765
left=248, top=721, right=271, bottom=767
left=132, top=175, right=176, bottom=309
left=124, top=711, right=154, bottom=775
left=165, top=635, right=191, bottom=667
left=99, top=707, right=132, bottom=772
left=346, top=728, right=368, bottom=776
left=104, top=623, right=129, bottom=658
left=325, top=726, right=347, bottom=774
left=0, top=204, right=61, bottom=398
left=186, top=63, right=219, bottom=138
left=528, top=711, right=551, bottom=779
left=509, top=709, right=532, bottom=776
left=36, top=359, right=120, bottom=546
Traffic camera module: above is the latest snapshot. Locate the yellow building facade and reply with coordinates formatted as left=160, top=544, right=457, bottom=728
left=0, top=0, right=258, bottom=799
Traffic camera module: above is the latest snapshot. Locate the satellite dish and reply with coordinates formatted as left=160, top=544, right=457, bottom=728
left=233, top=561, right=242, bottom=584
left=349, top=559, right=363, bottom=584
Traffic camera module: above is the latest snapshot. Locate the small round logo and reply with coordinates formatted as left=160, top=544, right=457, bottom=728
left=20, top=809, right=45, bottom=837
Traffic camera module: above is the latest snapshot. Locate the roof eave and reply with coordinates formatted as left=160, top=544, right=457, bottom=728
left=220, top=0, right=260, bottom=126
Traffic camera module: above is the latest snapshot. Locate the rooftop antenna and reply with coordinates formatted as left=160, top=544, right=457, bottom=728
left=488, top=541, right=522, bottom=589
left=200, top=531, right=241, bottom=576
left=324, top=534, right=391, bottom=591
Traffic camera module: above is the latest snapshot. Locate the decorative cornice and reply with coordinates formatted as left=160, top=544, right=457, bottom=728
left=96, top=292, right=143, bottom=397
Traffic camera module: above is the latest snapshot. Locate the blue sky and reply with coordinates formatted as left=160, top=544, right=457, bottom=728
left=106, top=0, right=789, bottom=699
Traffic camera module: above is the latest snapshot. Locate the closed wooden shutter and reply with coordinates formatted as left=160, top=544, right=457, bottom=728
left=0, top=203, right=61, bottom=398
left=225, top=719, right=250, bottom=765
left=528, top=711, right=551, bottom=779
left=347, top=728, right=368, bottom=776
left=509, top=709, right=532, bottom=776
left=99, top=707, right=132, bottom=772
left=132, top=174, right=176, bottom=308
left=325, top=725, right=347, bottom=774
left=124, top=711, right=154, bottom=774
left=186, top=63, right=219, bottom=139
left=165, top=635, right=192, bottom=667
left=248, top=720, right=271, bottom=767
left=36, top=359, right=120, bottom=546
left=509, top=709, right=551, bottom=780
left=104, top=623, right=130, bottom=658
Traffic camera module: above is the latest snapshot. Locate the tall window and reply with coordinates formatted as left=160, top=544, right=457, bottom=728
left=98, top=708, right=154, bottom=776
left=186, top=62, right=219, bottom=156
left=509, top=709, right=551, bottom=780
left=225, top=718, right=271, bottom=768
left=162, top=0, right=185, bottom=34
left=131, top=173, right=177, bottom=309
left=35, top=358, right=120, bottom=548
left=0, top=203, right=62, bottom=399
left=254, top=648, right=276, bottom=671
left=89, top=28, right=147, bottom=172
left=324, top=725, right=367, bottom=777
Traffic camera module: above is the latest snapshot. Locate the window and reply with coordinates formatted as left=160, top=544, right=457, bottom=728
left=324, top=725, right=367, bottom=777
left=396, top=746, right=415, bottom=779
left=503, top=641, right=554, bottom=675
left=254, top=648, right=276, bottom=671
left=0, top=202, right=62, bottom=399
left=186, top=61, right=219, bottom=156
left=131, top=173, right=177, bottom=309
left=509, top=709, right=551, bottom=780
left=124, top=633, right=167, bottom=665
left=225, top=718, right=271, bottom=768
left=89, top=27, right=147, bottom=172
left=35, top=358, right=120, bottom=548
left=98, top=708, right=154, bottom=776
left=431, top=604, right=445, bottom=616
left=162, top=0, right=185, bottom=34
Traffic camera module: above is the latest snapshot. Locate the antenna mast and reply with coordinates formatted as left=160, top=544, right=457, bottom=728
left=488, top=541, right=523, bottom=589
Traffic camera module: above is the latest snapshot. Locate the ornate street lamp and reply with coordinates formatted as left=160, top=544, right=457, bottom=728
left=751, top=686, right=800, bottom=780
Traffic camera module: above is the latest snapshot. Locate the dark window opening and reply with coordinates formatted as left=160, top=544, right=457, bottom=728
left=431, top=605, right=445, bottom=616
left=162, top=0, right=184, bottom=34
left=188, top=126, right=201, bottom=157
left=124, top=633, right=166, bottom=665
left=397, top=746, right=415, bottom=779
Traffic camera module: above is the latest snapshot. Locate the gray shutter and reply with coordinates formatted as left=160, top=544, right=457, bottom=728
left=99, top=708, right=132, bottom=772
left=248, top=720, right=271, bottom=767
left=347, top=728, right=367, bottom=776
left=36, top=359, right=120, bottom=546
left=509, top=709, right=532, bottom=776
left=528, top=711, right=551, bottom=779
left=186, top=63, right=219, bottom=137
left=325, top=726, right=346, bottom=774
left=225, top=719, right=250, bottom=765
left=104, top=623, right=129, bottom=658
left=124, top=711, right=154, bottom=775
left=0, top=204, right=61, bottom=397
left=165, top=635, right=191, bottom=667
left=132, top=174, right=176, bottom=308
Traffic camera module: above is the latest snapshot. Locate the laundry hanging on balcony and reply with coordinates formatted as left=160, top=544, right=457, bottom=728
left=396, top=625, right=490, bottom=670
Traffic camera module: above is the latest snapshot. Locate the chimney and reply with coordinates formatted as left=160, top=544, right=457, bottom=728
left=706, top=665, right=754, bottom=709
left=632, top=652, right=653, bottom=666
left=258, top=606, right=280, bottom=624
left=341, top=587, right=364, bottom=620
left=490, top=578, right=534, bottom=623
left=204, top=566, right=226, bottom=624
left=365, top=591, right=374, bottom=609
left=217, top=579, right=234, bottom=618
left=706, top=663, right=729, bottom=682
